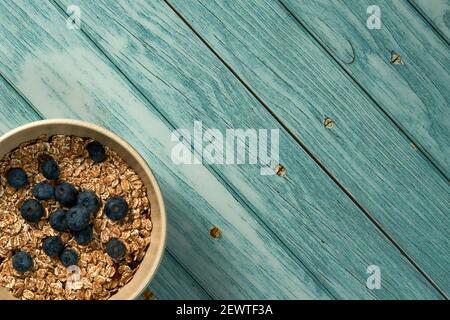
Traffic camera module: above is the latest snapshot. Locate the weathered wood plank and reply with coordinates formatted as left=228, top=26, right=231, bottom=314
left=410, top=0, right=450, bottom=42
left=1, top=2, right=440, bottom=298
left=145, top=252, right=212, bottom=300
left=0, top=75, right=42, bottom=132
left=47, top=0, right=447, bottom=298
left=169, top=0, right=450, bottom=294
left=0, top=75, right=208, bottom=300
left=280, top=0, right=450, bottom=178
left=0, top=0, right=333, bottom=299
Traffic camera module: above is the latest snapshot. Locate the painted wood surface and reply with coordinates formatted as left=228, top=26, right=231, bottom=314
left=169, top=0, right=450, bottom=295
left=0, top=0, right=446, bottom=299
left=410, top=0, right=450, bottom=42
left=146, top=252, right=212, bottom=300
left=0, top=74, right=208, bottom=300
left=281, top=0, right=450, bottom=178
left=0, top=0, right=332, bottom=300
left=0, top=76, right=42, bottom=133
left=52, top=0, right=448, bottom=299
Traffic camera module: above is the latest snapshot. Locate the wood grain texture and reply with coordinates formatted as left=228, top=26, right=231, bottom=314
left=0, top=0, right=332, bottom=299
left=281, top=0, right=450, bottom=178
left=145, top=252, right=212, bottom=300
left=0, top=0, right=445, bottom=299
left=0, top=76, right=42, bottom=133
left=410, top=0, right=450, bottom=43
left=0, top=77, right=207, bottom=300
left=48, top=0, right=447, bottom=299
left=169, top=0, right=450, bottom=295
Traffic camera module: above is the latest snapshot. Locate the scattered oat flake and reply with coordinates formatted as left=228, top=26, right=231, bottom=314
left=209, top=226, right=222, bottom=239
left=142, top=289, right=155, bottom=300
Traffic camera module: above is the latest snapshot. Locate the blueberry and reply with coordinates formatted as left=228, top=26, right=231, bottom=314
left=32, top=182, right=55, bottom=200
left=74, top=225, right=93, bottom=245
left=42, top=236, right=64, bottom=257
left=20, top=199, right=44, bottom=223
left=106, top=239, right=126, bottom=260
left=77, top=191, right=100, bottom=216
left=87, top=141, right=106, bottom=163
left=40, top=158, right=60, bottom=180
left=12, top=251, right=33, bottom=273
left=60, top=248, right=78, bottom=267
left=49, top=209, right=68, bottom=232
left=104, top=197, right=128, bottom=221
left=55, top=182, right=78, bottom=207
left=7, top=168, right=28, bottom=189
left=66, top=206, right=90, bottom=231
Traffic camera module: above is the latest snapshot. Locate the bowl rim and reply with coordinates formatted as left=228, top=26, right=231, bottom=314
left=0, top=119, right=167, bottom=300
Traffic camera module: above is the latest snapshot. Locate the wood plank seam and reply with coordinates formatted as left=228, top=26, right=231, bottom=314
left=407, top=0, right=450, bottom=44
left=200, top=164, right=338, bottom=299
left=167, top=0, right=449, bottom=297
left=164, top=0, right=448, bottom=298
left=165, top=250, right=215, bottom=299
left=50, top=0, right=339, bottom=298
left=0, top=1, right=334, bottom=300
left=278, top=0, right=449, bottom=182
left=2, top=0, right=442, bottom=298
left=0, top=70, right=45, bottom=119
left=48, top=0, right=338, bottom=298
left=0, top=59, right=214, bottom=300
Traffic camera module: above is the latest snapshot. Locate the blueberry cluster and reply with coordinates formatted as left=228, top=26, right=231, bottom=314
left=6, top=141, right=128, bottom=273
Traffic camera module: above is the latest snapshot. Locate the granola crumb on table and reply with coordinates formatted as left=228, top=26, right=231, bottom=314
left=0, top=135, right=152, bottom=300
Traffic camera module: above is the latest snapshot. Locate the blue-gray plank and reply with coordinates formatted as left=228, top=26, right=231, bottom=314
left=147, top=253, right=212, bottom=300
left=0, top=0, right=332, bottom=299
left=169, top=0, right=450, bottom=295
left=0, top=76, right=42, bottom=132
left=410, top=0, right=450, bottom=43
left=0, top=0, right=445, bottom=299
left=0, top=75, right=209, bottom=300
left=51, top=0, right=446, bottom=298
left=280, top=0, right=450, bottom=178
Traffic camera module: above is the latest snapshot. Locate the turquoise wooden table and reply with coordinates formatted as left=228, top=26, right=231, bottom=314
left=0, top=0, right=448, bottom=299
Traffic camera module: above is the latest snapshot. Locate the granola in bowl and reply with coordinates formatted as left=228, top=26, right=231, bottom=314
left=0, top=134, right=152, bottom=300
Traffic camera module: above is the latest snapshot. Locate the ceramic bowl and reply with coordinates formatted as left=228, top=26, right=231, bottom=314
left=0, top=119, right=166, bottom=300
